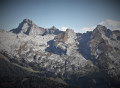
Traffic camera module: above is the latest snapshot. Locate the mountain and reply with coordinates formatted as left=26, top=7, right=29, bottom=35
left=89, top=25, right=120, bottom=77
left=10, top=19, right=61, bottom=36
left=10, top=19, right=46, bottom=36
left=0, top=19, right=120, bottom=88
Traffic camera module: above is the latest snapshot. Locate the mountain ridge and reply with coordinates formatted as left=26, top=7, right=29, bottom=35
left=10, top=19, right=62, bottom=36
left=0, top=19, right=120, bottom=88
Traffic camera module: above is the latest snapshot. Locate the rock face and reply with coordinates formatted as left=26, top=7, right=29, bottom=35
left=89, top=25, right=120, bottom=77
left=0, top=19, right=120, bottom=88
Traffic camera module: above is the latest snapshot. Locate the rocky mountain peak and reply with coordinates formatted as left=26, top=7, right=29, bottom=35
left=93, top=25, right=106, bottom=32
left=47, top=26, right=61, bottom=35
left=17, top=18, right=35, bottom=30
left=10, top=19, right=47, bottom=36
left=53, top=29, right=76, bottom=47
left=10, top=19, right=35, bottom=34
left=96, top=25, right=107, bottom=30
left=64, top=29, right=77, bottom=44
left=22, top=18, right=34, bottom=24
left=93, top=25, right=113, bottom=38
left=65, top=29, right=75, bottom=36
left=10, top=19, right=62, bottom=36
left=50, top=26, right=58, bottom=30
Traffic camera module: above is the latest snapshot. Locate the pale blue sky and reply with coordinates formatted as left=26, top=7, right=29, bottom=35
left=0, top=0, right=120, bottom=32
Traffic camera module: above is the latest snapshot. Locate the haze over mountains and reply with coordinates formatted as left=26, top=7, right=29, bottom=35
left=0, top=19, right=120, bottom=88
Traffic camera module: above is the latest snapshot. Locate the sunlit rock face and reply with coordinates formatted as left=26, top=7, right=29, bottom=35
left=1, top=19, right=120, bottom=81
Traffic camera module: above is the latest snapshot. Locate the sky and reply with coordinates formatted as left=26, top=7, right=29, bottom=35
left=0, top=0, right=120, bottom=33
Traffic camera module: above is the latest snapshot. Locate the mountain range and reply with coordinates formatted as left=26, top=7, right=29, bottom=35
left=0, top=19, right=120, bottom=88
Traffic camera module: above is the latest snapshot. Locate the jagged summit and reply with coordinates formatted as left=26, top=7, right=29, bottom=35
left=20, top=18, right=34, bottom=25
left=10, top=19, right=112, bottom=36
left=23, top=18, right=33, bottom=24
left=10, top=19, right=46, bottom=36
left=96, top=25, right=107, bottom=30
left=50, top=26, right=58, bottom=30
left=94, top=24, right=110, bottom=32
left=93, top=24, right=112, bottom=38
left=10, top=19, right=34, bottom=34
left=10, top=19, right=61, bottom=36
left=46, top=26, right=61, bottom=35
left=54, top=28, right=76, bottom=44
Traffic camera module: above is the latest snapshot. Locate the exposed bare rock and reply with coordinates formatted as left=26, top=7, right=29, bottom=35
left=89, top=25, right=120, bottom=77
left=1, top=19, right=120, bottom=85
